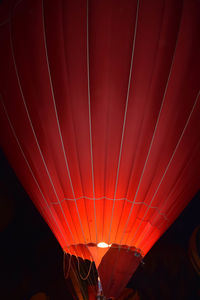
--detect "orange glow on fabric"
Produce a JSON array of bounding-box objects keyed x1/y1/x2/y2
[{"x1": 0, "y1": 0, "x2": 200, "y2": 298}]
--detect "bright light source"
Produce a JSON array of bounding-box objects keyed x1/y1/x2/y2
[{"x1": 97, "y1": 242, "x2": 111, "y2": 248}]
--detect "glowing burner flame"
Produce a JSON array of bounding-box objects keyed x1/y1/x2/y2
[{"x1": 97, "y1": 242, "x2": 111, "y2": 248}]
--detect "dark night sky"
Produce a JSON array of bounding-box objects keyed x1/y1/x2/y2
[{"x1": 0, "y1": 148, "x2": 199, "y2": 300}]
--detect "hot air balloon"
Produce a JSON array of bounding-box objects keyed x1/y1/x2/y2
[{"x1": 0, "y1": 0, "x2": 200, "y2": 298}]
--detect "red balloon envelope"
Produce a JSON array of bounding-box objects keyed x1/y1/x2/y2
[{"x1": 0, "y1": 0, "x2": 200, "y2": 298}]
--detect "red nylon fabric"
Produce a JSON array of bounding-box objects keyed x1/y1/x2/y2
[
  {"x1": 0, "y1": 0, "x2": 200, "y2": 296},
  {"x1": 98, "y1": 246, "x2": 142, "y2": 298}
]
